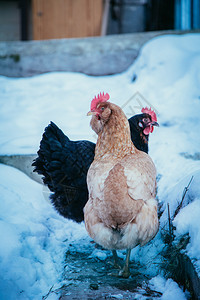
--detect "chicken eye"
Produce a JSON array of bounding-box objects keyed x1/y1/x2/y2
[
  {"x1": 143, "y1": 118, "x2": 149, "y2": 123},
  {"x1": 101, "y1": 107, "x2": 105, "y2": 111}
]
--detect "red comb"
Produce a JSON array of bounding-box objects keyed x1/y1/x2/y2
[
  {"x1": 141, "y1": 107, "x2": 157, "y2": 122},
  {"x1": 90, "y1": 92, "x2": 110, "y2": 111}
]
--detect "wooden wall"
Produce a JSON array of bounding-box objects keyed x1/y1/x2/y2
[{"x1": 32, "y1": 0, "x2": 103, "y2": 40}]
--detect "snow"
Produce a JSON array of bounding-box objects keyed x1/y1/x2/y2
[
  {"x1": 150, "y1": 276, "x2": 187, "y2": 300},
  {"x1": 174, "y1": 194, "x2": 200, "y2": 269},
  {"x1": 0, "y1": 32, "x2": 200, "y2": 298},
  {"x1": 0, "y1": 163, "x2": 89, "y2": 299}
]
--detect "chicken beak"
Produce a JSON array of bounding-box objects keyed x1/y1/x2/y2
[
  {"x1": 143, "y1": 121, "x2": 159, "y2": 129},
  {"x1": 151, "y1": 121, "x2": 159, "y2": 127},
  {"x1": 87, "y1": 111, "x2": 96, "y2": 116}
]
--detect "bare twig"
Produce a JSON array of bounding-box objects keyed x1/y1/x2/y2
[
  {"x1": 173, "y1": 176, "x2": 194, "y2": 220},
  {"x1": 42, "y1": 286, "x2": 54, "y2": 300},
  {"x1": 167, "y1": 203, "x2": 171, "y2": 233},
  {"x1": 167, "y1": 203, "x2": 173, "y2": 242}
]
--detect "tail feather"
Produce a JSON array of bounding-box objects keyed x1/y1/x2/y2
[{"x1": 33, "y1": 121, "x2": 95, "y2": 222}]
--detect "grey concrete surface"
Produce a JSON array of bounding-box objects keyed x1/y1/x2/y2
[
  {"x1": 0, "y1": 154, "x2": 43, "y2": 184},
  {"x1": 0, "y1": 30, "x2": 197, "y2": 77}
]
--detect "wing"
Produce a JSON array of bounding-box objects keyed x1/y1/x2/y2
[
  {"x1": 122, "y1": 151, "x2": 157, "y2": 202},
  {"x1": 88, "y1": 161, "x2": 144, "y2": 229},
  {"x1": 90, "y1": 151, "x2": 156, "y2": 229},
  {"x1": 33, "y1": 122, "x2": 95, "y2": 222}
]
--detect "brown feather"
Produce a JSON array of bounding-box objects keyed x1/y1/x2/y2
[
  {"x1": 84, "y1": 101, "x2": 159, "y2": 251},
  {"x1": 96, "y1": 163, "x2": 143, "y2": 229}
]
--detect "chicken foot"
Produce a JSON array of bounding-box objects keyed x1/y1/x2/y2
[
  {"x1": 112, "y1": 250, "x2": 122, "y2": 269},
  {"x1": 118, "y1": 249, "x2": 131, "y2": 278},
  {"x1": 108, "y1": 250, "x2": 122, "y2": 270},
  {"x1": 109, "y1": 249, "x2": 131, "y2": 278}
]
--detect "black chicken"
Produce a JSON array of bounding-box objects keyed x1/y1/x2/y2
[{"x1": 33, "y1": 110, "x2": 158, "y2": 222}]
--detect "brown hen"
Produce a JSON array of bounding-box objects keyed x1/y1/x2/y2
[{"x1": 84, "y1": 93, "x2": 159, "y2": 278}]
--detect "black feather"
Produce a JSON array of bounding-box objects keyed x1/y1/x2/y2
[
  {"x1": 128, "y1": 114, "x2": 149, "y2": 154},
  {"x1": 33, "y1": 122, "x2": 95, "y2": 222}
]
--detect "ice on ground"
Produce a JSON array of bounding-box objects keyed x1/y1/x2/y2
[{"x1": 0, "y1": 33, "x2": 200, "y2": 298}]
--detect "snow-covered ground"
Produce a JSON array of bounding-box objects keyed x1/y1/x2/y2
[{"x1": 0, "y1": 33, "x2": 200, "y2": 299}]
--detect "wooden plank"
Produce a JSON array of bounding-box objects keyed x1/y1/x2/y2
[{"x1": 32, "y1": 0, "x2": 103, "y2": 40}]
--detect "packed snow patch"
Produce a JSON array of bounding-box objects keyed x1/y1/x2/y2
[{"x1": 0, "y1": 33, "x2": 200, "y2": 298}]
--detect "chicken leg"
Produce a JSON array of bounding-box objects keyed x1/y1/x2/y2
[
  {"x1": 118, "y1": 249, "x2": 131, "y2": 278},
  {"x1": 112, "y1": 250, "x2": 122, "y2": 269}
]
